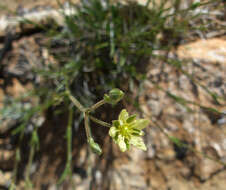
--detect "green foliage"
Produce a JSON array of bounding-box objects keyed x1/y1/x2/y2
[
  {"x1": 45, "y1": 0, "x2": 200, "y2": 106},
  {"x1": 0, "y1": 0, "x2": 224, "y2": 188}
]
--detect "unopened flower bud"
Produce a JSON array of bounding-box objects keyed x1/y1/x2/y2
[
  {"x1": 88, "y1": 137, "x2": 102, "y2": 155},
  {"x1": 104, "y1": 88, "x2": 124, "y2": 105}
]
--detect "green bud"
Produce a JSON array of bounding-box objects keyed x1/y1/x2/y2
[
  {"x1": 88, "y1": 137, "x2": 102, "y2": 155},
  {"x1": 104, "y1": 88, "x2": 124, "y2": 105}
]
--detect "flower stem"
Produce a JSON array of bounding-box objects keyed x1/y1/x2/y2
[
  {"x1": 84, "y1": 113, "x2": 92, "y2": 139},
  {"x1": 88, "y1": 99, "x2": 106, "y2": 112},
  {"x1": 66, "y1": 89, "x2": 85, "y2": 112},
  {"x1": 89, "y1": 115, "x2": 111, "y2": 128}
]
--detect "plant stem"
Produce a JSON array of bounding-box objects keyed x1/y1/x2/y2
[
  {"x1": 66, "y1": 90, "x2": 85, "y2": 112},
  {"x1": 25, "y1": 145, "x2": 34, "y2": 189},
  {"x1": 84, "y1": 113, "x2": 92, "y2": 139},
  {"x1": 89, "y1": 99, "x2": 106, "y2": 112},
  {"x1": 67, "y1": 108, "x2": 73, "y2": 166},
  {"x1": 57, "y1": 107, "x2": 73, "y2": 185},
  {"x1": 89, "y1": 115, "x2": 111, "y2": 128},
  {"x1": 66, "y1": 87, "x2": 110, "y2": 140}
]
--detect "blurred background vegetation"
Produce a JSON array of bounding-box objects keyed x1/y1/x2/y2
[{"x1": 0, "y1": 0, "x2": 225, "y2": 189}]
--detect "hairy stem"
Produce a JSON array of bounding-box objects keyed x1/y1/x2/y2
[
  {"x1": 84, "y1": 113, "x2": 92, "y2": 139},
  {"x1": 66, "y1": 89, "x2": 85, "y2": 112},
  {"x1": 89, "y1": 115, "x2": 111, "y2": 128},
  {"x1": 89, "y1": 99, "x2": 106, "y2": 112}
]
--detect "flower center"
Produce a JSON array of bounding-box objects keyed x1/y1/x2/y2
[{"x1": 120, "y1": 124, "x2": 130, "y2": 138}]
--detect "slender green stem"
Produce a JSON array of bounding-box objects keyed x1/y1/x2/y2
[
  {"x1": 89, "y1": 99, "x2": 106, "y2": 112},
  {"x1": 57, "y1": 107, "x2": 73, "y2": 185},
  {"x1": 10, "y1": 148, "x2": 20, "y2": 190},
  {"x1": 10, "y1": 122, "x2": 26, "y2": 190},
  {"x1": 67, "y1": 108, "x2": 73, "y2": 165},
  {"x1": 25, "y1": 126, "x2": 39, "y2": 189},
  {"x1": 66, "y1": 90, "x2": 85, "y2": 112},
  {"x1": 25, "y1": 145, "x2": 34, "y2": 189},
  {"x1": 89, "y1": 115, "x2": 111, "y2": 128},
  {"x1": 84, "y1": 113, "x2": 92, "y2": 139}
]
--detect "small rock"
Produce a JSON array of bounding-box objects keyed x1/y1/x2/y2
[{"x1": 177, "y1": 38, "x2": 226, "y2": 64}]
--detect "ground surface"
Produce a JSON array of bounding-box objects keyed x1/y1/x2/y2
[{"x1": 0, "y1": 0, "x2": 226, "y2": 190}]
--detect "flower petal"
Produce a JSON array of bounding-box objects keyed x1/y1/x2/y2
[
  {"x1": 112, "y1": 120, "x2": 120, "y2": 128},
  {"x1": 109, "y1": 126, "x2": 118, "y2": 138},
  {"x1": 132, "y1": 128, "x2": 145, "y2": 136},
  {"x1": 131, "y1": 119, "x2": 149, "y2": 130},
  {"x1": 119, "y1": 109, "x2": 129, "y2": 123},
  {"x1": 126, "y1": 114, "x2": 136, "y2": 123},
  {"x1": 117, "y1": 135, "x2": 127, "y2": 152},
  {"x1": 130, "y1": 136, "x2": 147, "y2": 151}
]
